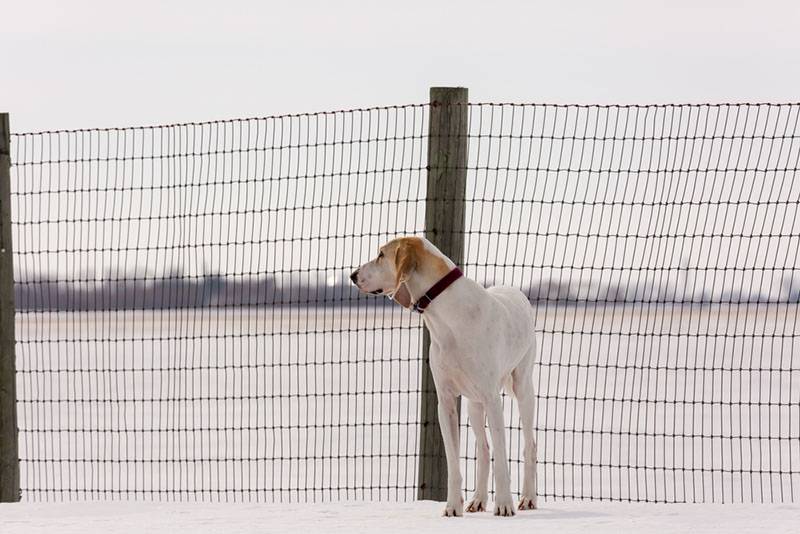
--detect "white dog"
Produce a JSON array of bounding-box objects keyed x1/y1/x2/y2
[{"x1": 350, "y1": 236, "x2": 538, "y2": 517}]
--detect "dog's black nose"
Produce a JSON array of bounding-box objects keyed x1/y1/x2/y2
[{"x1": 350, "y1": 269, "x2": 359, "y2": 284}]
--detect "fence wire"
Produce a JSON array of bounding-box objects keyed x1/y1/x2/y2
[{"x1": 10, "y1": 102, "x2": 800, "y2": 503}]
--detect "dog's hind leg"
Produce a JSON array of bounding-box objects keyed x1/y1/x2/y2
[
  {"x1": 465, "y1": 400, "x2": 489, "y2": 513},
  {"x1": 513, "y1": 348, "x2": 538, "y2": 510}
]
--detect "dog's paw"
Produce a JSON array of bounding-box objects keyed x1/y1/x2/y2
[
  {"x1": 517, "y1": 495, "x2": 537, "y2": 510},
  {"x1": 493, "y1": 496, "x2": 516, "y2": 517},
  {"x1": 465, "y1": 494, "x2": 487, "y2": 513},
  {"x1": 442, "y1": 502, "x2": 464, "y2": 517}
]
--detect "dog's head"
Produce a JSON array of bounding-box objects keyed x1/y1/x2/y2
[{"x1": 350, "y1": 237, "x2": 425, "y2": 308}]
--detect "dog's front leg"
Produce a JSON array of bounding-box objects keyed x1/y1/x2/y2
[
  {"x1": 437, "y1": 395, "x2": 463, "y2": 517},
  {"x1": 486, "y1": 396, "x2": 515, "y2": 516},
  {"x1": 465, "y1": 400, "x2": 489, "y2": 513}
]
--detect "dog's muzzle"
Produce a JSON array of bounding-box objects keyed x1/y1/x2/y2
[{"x1": 350, "y1": 269, "x2": 383, "y2": 294}]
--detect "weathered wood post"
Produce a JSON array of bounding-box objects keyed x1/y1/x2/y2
[
  {"x1": 0, "y1": 113, "x2": 19, "y2": 502},
  {"x1": 417, "y1": 87, "x2": 468, "y2": 501}
]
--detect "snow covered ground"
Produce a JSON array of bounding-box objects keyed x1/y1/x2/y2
[{"x1": 2, "y1": 500, "x2": 800, "y2": 534}]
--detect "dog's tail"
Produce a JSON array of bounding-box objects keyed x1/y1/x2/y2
[{"x1": 502, "y1": 374, "x2": 515, "y2": 396}]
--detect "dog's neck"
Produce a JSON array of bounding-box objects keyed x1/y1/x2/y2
[
  {"x1": 403, "y1": 252, "x2": 475, "y2": 339},
  {"x1": 402, "y1": 249, "x2": 456, "y2": 306},
  {"x1": 411, "y1": 270, "x2": 477, "y2": 348}
]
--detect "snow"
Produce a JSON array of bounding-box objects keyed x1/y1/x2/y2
[{"x1": 2, "y1": 500, "x2": 799, "y2": 534}]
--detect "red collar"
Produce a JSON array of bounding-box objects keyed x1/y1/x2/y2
[{"x1": 412, "y1": 267, "x2": 463, "y2": 313}]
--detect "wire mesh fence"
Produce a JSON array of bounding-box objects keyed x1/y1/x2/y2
[{"x1": 9, "y1": 102, "x2": 800, "y2": 503}]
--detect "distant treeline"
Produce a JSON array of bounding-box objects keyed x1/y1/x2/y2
[{"x1": 14, "y1": 272, "x2": 800, "y2": 311}]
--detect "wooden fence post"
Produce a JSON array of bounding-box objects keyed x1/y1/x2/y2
[
  {"x1": 417, "y1": 87, "x2": 468, "y2": 501},
  {"x1": 0, "y1": 113, "x2": 19, "y2": 502}
]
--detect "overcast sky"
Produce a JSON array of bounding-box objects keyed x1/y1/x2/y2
[{"x1": 3, "y1": 0, "x2": 800, "y2": 133}]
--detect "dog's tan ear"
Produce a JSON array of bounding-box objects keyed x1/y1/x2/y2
[
  {"x1": 392, "y1": 241, "x2": 417, "y2": 308},
  {"x1": 394, "y1": 240, "x2": 417, "y2": 286},
  {"x1": 392, "y1": 283, "x2": 413, "y2": 309}
]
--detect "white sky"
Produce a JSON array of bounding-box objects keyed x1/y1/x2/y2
[
  {"x1": 3, "y1": 0, "x2": 800, "y2": 133},
  {"x1": 5, "y1": 0, "x2": 800, "y2": 292}
]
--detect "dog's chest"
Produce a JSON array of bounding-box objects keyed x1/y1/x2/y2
[{"x1": 429, "y1": 346, "x2": 490, "y2": 399}]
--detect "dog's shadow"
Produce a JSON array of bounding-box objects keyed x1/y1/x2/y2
[
  {"x1": 519, "y1": 507, "x2": 608, "y2": 521},
  {"x1": 461, "y1": 506, "x2": 608, "y2": 522}
]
